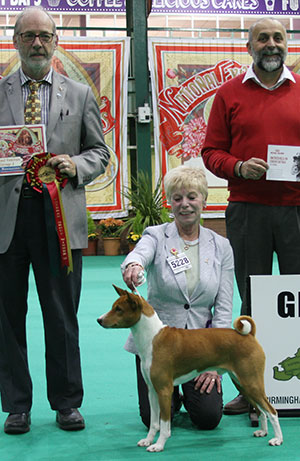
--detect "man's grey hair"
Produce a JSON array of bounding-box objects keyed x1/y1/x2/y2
[
  {"x1": 14, "y1": 6, "x2": 56, "y2": 35},
  {"x1": 248, "y1": 18, "x2": 286, "y2": 43}
]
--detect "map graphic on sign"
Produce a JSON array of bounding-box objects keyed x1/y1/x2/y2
[{"x1": 273, "y1": 348, "x2": 300, "y2": 381}]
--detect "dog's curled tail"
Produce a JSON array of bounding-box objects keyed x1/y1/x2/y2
[{"x1": 233, "y1": 315, "x2": 256, "y2": 336}]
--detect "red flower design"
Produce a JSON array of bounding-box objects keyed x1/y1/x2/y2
[{"x1": 181, "y1": 116, "x2": 207, "y2": 159}]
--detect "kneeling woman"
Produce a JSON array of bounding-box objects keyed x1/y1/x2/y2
[{"x1": 121, "y1": 165, "x2": 234, "y2": 429}]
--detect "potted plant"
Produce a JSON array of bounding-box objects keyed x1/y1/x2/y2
[
  {"x1": 127, "y1": 231, "x2": 142, "y2": 252},
  {"x1": 82, "y1": 209, "x2": 98, "y2": 256},
  {"x1": 97, "y1": 217, "x2": 124, "y2": 255},
  {"x1": 121, "y1": 171, "x2": 172, "y2": 249}
]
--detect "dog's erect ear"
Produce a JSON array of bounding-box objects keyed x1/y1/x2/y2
[
  {"x1": 126, "y1": 291, "x2": 142, "y2": 311},
  {"x1": 113, "y1": 285, "x2": 129, "y2": 297},
  {"x1": 113, "y1": 285, "x2": 142, "y2": 311}
]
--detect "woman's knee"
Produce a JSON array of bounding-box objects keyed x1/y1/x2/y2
[
  {"x1": 182, "y1": 380, "x2": 223, "y2": 430},
  {"x1": 188, "y1": 405, "x2": 222, "y2": 430}
]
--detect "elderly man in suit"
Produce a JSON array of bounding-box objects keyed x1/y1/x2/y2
[
  {"x1": 122, "y1": 165, "x2": 234, "y2": 431},
  {"x1": 0, "y1": 6, "x2": 109, "y2": 434}
]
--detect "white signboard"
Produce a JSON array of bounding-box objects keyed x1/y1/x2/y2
[{"x1": 250, "y1": 275, "x2": 300, "y2": 413}]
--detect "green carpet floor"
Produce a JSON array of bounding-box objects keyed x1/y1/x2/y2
[{"x1": 0, "y1": 255, "x2": 298, "y2": 461}]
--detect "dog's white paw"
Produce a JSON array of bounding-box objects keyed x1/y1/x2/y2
[
  {"x1": 146, "y1": 443, "x2": 164, "y2": 452},
  {"x1": 137, "y1": 438, "x2": 152, "y2": 447},
  {"x1": 268, "y1": 437, "x2": 283, "y2": 446},
  {"x1": 253, "y1": 429, "x2": 267, "y2": 438}
]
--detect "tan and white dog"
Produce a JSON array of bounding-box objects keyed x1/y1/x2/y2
[{"x1": 97, "y1": 285, "x2": 283, "y2": 452}]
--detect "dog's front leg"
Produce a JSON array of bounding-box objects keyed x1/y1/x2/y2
[
  {"x1": 146, "y1": 388, "x2": 172, "y2": 452},
  {"x1": 137, "y1": 385, "x2": 160, "y2": 448},
  {"x1": 147, "y1": 419, "x2": 171, "y2": 452}
]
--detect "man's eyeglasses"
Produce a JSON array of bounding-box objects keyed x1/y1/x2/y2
[{"x1": 18, "y1": 32, "x2": 55, "y2": 44}]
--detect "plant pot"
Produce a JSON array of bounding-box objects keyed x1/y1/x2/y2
[
  {"x1": 128, "y1": 242, "x2": 136, "y2": 252},
  {"x1": 103, "y1": 237, "x2": 121, "y2": 256},
  {"x1": 82, "y1": 239, "x2": 98, "y2": 256}
]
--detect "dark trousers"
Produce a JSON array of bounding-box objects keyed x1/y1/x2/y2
[
  {"x1": 135, "y1": 355, "x2": 223, "y2": 430},
  {"x1": 226, "y1": 202, "x2": 300, "y2": 315},
  {"x1": 0, "y1": 193, "x2": 83, "y2": 413}
]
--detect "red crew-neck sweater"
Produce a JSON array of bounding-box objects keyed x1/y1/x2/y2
[{"x1": 202, "y1": 73, "x2": 300, "y2": 206}]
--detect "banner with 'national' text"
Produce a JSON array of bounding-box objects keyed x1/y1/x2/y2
[{"x1": 149, "y1": 38, "x2": 300, "y2": 213}]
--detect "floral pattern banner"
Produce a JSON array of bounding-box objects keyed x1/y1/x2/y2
[
  {"x1": 149, "y1": 38, "x2": 300, "y2": 213},
  {"x1": 0, "y1": 37, "x2": 130, "y2": 218}
]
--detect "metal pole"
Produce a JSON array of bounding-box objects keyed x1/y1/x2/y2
[{"x1": 126, "y1": 0, "x2": 152, "y2": 177}]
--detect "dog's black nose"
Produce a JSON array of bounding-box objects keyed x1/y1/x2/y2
[{"x1": 97, "y1": 318, "x2": 102, "y2": 325}]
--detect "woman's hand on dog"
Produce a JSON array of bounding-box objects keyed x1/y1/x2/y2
[{"x1": 194, "y1": 371, "x2": 221, "y2": 394}]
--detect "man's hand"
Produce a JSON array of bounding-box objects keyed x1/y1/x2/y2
[
  {"x1": 47, "y1": 154, "x2": 77, "y2": 178},
  {"x1": 236, "y1": 158, "x2": 268, "y2": 180}
]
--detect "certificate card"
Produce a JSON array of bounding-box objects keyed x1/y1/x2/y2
[
  {"x1": 0, "y1": 125, "x2": 47, "y2": 176},
  {"x1": 266, "y1": 144, "x2": 300, "y2": 182}
]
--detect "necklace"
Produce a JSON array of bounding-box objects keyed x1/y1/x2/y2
[{"x1": 182, "y1": 238, "x2": 199, "y2": 251}]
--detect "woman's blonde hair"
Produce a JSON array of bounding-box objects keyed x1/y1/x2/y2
[{"x1": 164, "y1": 165, "x2": 208, "y2": 202}]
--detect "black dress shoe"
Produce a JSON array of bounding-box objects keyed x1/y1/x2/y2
[
  {"x1": 4, "y1": 412, "x2": 31, "y2": 434},
  {"x1": 223, "y1": 394, "x2": 250, "y2": 415},
  {"x1": 56, "y1": 408, "x2": 85, "y2": 431}
]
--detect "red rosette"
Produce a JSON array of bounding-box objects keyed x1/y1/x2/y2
[
  {"x1": 24, "y1": 152, "x2": 72, "y2": 274},
  {"x1": 25, "y1": 152, "x2": 68, "y2": 193}
]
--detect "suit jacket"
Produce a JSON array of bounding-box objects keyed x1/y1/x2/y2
[
  {"x1": 0, "y1": 69, "x2": 110, "y2": 252},
  {"x1": 121, "y1": 222, "x2": 234, "y2": 354}
]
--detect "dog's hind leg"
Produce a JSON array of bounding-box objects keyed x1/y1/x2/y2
[
  {"x1": 266, "y1": 411, "x2": 283, "y2": 446},
  {"x1": 137, "y1": 384, "x2": 160, "y2": 448},
  {"x1": 253, "y1": 402, "x2": 283, "y2": 446},
  {"x1": 238, "y1": 379, "x2": 283, "y2": 446},
  {"x1": 253, "y1": 409, "x2": 268, "y2": 438}
]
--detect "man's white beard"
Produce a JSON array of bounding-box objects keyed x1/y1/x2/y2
[
  {"x1": 260, "y1": 55, "x2": 283, "y2": 72},
  {"x1": 251, "y1": 46, "x2": 287, "y2": 73}
]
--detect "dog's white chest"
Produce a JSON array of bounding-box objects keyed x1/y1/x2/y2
[{"x1": 131, "y1": 313, "x2": 165, "y2": 362}]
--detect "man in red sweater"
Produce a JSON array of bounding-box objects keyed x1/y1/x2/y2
[{"x1": 202, "y1": 18, "x2": 300, "y2": 414}]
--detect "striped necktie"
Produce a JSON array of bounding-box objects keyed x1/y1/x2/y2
[{"x1": 24, "y1": 81, "x2": 42, "y2": 125}]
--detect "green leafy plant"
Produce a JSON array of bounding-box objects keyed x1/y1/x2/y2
[
  {"x1": 121, "y1": 171, "x2": 172, "y2": 235},
  {"x1": 87, "y1": 209, "x2": 98, "y2": 240}
]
